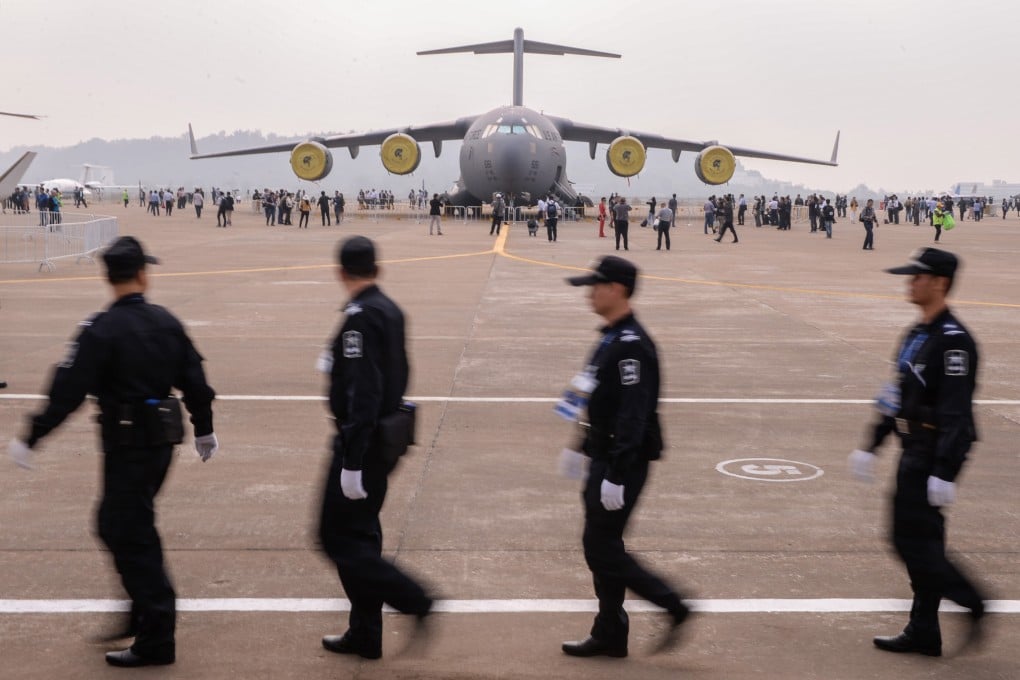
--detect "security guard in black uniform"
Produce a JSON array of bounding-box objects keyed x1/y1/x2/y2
[
  {"x1": 318, "y1": 236, "x2": 433, "y2": 660},
  {"x1": 849, "y1": 247, "x2": 986, "y2": 657},
  {"x1": 8, "y1": 236, "x2": 218, "y2": 668},
  {"x1": 560, "y1": 256, "x2": 690, "y2": 658}
]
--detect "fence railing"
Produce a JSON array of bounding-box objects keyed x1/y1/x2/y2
[{"x1": 0, "y1": 213, "x2": 119, "y2": 271}]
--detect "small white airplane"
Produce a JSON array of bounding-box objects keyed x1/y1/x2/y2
[
  {"x1": 28, "y1": 177, "x2": 91, "y2": 198},
  {"x1": 79, "y1": 164, "x2": 137, "y2": 197}
]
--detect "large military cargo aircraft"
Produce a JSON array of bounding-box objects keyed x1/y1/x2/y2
[{"x1": 190, "y1": 28, "x2": 838, "y2": 206}]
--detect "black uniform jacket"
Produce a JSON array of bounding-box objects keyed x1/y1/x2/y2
[
  {"x1": 867, "y1": 307, "x2": 978, "y2": 482},
  {"x1": 328, "y1": 284, "x2": 408, "y2": 471},
  {"x1": 26, "y1": 293, "x2": 215, "y2": 448},
  {"x1": 581, "y1": 313, "x2": 663, "y2": 485}
]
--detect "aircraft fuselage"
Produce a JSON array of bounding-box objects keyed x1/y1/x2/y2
[{"x1": 458, "y1": 106, "x2": 571, "y2": 205}]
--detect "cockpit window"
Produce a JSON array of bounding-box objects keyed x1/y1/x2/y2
[{"x1": 481, "y1": 122, "x2": 545, "y2": 138}]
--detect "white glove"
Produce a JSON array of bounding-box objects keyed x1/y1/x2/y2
[
  {"x1": 600, "y1": 479, "x2": 625, "y2": 511},
  {"x1": 927, "y1": 476, "x2": 956, "y2": 507},
  {"x1": 340, "y1": 468, "x2": 368, "y2": 500},
  {"x1": 8, "y1": 438, "x2": 33, "y2": 470},
  {"x1": 195, "y1": 433, "x2": 219, "y2": 462},
  {"x1": 315, "y1": 350, "x2": 334, "y2": 374},
  {"x1": 559, "y1": 448, "x2": 587, "y2": 480},
  {"x1": 848, "y1": 449, "x2": 876, "y2": 482}
]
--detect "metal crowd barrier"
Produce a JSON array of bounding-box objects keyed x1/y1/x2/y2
[{"x1": 0, "y1": 213, "x2": 119, "y2": 271}]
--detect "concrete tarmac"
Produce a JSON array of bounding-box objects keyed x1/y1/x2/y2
[{"x1": 1, "y1": 204, "x2": 1018, "y2": 678}]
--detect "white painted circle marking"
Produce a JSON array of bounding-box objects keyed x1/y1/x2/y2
[{"x1": 716, "y1": 458, "x2": 824, "y2": 482}]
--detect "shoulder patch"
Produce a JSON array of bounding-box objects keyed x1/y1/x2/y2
[
  {"x1": 58, "y1": 342, "x2": 79, "y2": 369},
  {"x1": 619, "y1": 359, "x2": 640, "y2": 385},
  {"x1": 342, "y1": 330, "x2": 363, "y2": 358},
  {"x1": 619, "y1": 330, "x2": 641, "y2": 343},
  {"x1": 78, "y1": 312, "x2": 101, "y2": 327},
  {"x1": 942, "y1": 322, "x2": 965, "y2": 336},
  {"x1": 944, "y1": 349, "x2": 969, "y2": 376},
  {"x1": 344, "y1": 302, "x2": 363, "y2": 316}
]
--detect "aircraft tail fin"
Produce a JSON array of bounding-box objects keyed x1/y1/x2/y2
[
  {"x1": 188, "y1": 123, "x2": 199, "y2": 156},
  {"x1": 0, "y1": 151, "x2": 37, "y2": 196},
  {"x1": 830, "y1": 130, "x2": 840, "y2": 165},
  {"x1": 418, "y1": 28, "x2": 619, "y2": 107}
]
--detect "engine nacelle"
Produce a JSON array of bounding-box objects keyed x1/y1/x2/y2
[
  {"x1": 605, "y1": 136, "x2": 646, "y2": 177},
  {"x1": 694, "y1": 145, "x2": 736, "y2": 185},
  {"x1": 380, "y1": 133, "x2": 422, "y2": 175},
  {"x1": 290, "y1": 141, "x2": 333, "y2": 181}
]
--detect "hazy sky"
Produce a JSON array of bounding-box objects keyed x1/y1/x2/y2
[{"x1": 1, "y1": 0, "x2": 1015, "y2": 192}]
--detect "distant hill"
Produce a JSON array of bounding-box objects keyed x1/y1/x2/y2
[{"x1": 1, "y1": 130, "x2": 892, "y2": 201}]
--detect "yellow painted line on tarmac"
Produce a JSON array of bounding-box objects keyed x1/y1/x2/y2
[
  {"x1": 494, "y1": 224, "x2": 1020, "y2": 309},
  {"x1": 0, "y1": 249, "x2": 496, "y2": 285},
  {"x1": 3, "y1": 225, "x2": 1016, "y2": 309}
]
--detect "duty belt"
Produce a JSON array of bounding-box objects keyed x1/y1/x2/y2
[{"x1": 895, "y1": 418, "x2": 936, "y2": 435}]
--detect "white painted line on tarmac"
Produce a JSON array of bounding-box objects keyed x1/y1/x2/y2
[
  {"x1": 3, "y1": 394, "x2": 1019, "y2": 406},
  {"x1": 0, "y1": 598, "x2": 1016, "y2": 615}
]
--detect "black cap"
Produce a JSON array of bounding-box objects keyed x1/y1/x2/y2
[
  {"x1": 338, "y1": 235, "x2": 377, "y2": 276},
  {"x1": 567, "y1": 255, "x2": 638, "y2": 293},
  {"x1": 102, "y1": 236, "x2": 159, "y2": 278},
  {"x1": 886, "y1": 247, "x2": 958, "y2": 278}
]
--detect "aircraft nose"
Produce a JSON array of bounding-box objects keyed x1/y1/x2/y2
[{"x1": 492, "y1": 138, "x2": 525, "y2": 181}]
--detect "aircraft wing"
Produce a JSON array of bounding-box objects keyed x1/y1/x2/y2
[
  {"x1": 189, "y1": 117, "x2": 478, "y2": 160},
  {"x1": 0, "y1": 111, "x2": 42, "y2": 120},
  {"x1": 548, "y1": 116, "x2": 839, "y2": 166}
]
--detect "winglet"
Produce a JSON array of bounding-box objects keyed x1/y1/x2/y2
[
  {"x1": 188, "y1": 123, "x2": 199, "y2": 156},
  {"x1": 830, "y1": 130, "x2": 840, "y2": 165}
]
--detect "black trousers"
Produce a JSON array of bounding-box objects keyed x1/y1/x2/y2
[
  {"x1": 582, "y1": 459, "x2": 684, "y2": 645},
  {"x1": 614, "y1": 220, "x2": 629, "y2": 250},
  {"x1": 490, "y1": 214, "x2": 502, "y2": 235},
  {"x1": 891, "y1": 460, "x2": 984, "y2": 643},
  {"x1": 863, "y1": 222, "x2": 874, "y2": 249},
  {"x1": 319, "y1": 445, "x2": 430, "y2": 652},
  {"x1": 656, "y1": 222, "x2": 671, "y2": 250},
  {"x1": 97, "y1": 445, "x2": 176, "y2": 660},
  {"x1": 716, "y1": 220, "x2": 738, "y2": 242},
  {"x1": 546, "y1": 217, "x2": 558, "y2": 241}
]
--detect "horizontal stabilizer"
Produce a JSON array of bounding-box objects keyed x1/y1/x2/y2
[
  {"x1": 417, "y1": 40, "x2": 515, "y2": 56},
  {"x1": 418, "y1": 39, "x2": 619, "y2": 59},
  {"x1": 520, "y1": 40, "x2": 619, "y2": 59}
]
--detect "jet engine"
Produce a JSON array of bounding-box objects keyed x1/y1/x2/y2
[
  {"x1": 380, "y1": 133, "x2": 422, "y2": 175},
  {"x1": 694, "y1": 145, "x2": 736, "y2": 185},
  {"x1": 290, "y1": 141, "x2": 333, "y2": 182},
  {"x1": 605, "y1": 136, "x2": 646, "y2": 177}
]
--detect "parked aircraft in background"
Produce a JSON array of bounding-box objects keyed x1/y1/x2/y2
[
  {"x1": 32, "y1": 178, "x2": 90, "y2": 198},
  {"x1": 190, "y1": 28, "x2": 838, "y2": 207},
  {"x1": 80, "y1": 164, "x2": 137, "y2": 198}
]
